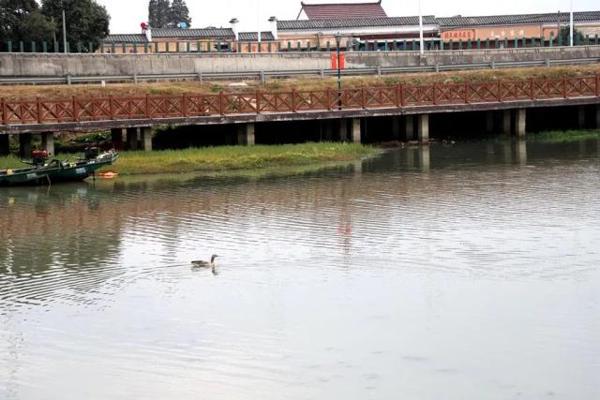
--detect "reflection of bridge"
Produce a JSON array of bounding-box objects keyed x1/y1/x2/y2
[{"x1": 1, "y1": 75, "x2": 599, "y2": 155}]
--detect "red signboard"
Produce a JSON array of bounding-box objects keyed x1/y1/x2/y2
[{"x1": 330, "y1": 53, "x2": 346, "y2": 70}]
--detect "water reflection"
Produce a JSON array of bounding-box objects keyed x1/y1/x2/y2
[{"x1": 1, "y1": 138, "x2": 600, "y2": 400}]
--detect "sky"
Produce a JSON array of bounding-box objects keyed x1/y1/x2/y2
[{"x1": 97, "y1": 0, "x2": 599, "y2": 34}]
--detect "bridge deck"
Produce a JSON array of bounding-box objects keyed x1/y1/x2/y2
[{"x1": 1, "y1": 75, "x2": 599, "y2": 134}]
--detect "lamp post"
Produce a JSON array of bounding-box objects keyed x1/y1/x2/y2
[
  {"x1": 335, "y1": 33, "x2": 343, "y2": 110},
  {"x1": 335, "y1": 33, "x2": 342, "y2": 93},
  {"x1": 569, "y1": 0, "x2": 574, "y2": 46},
  {"x1": 62, "y1": 7, "x2": 67, "y2": 53},
  {"x1": 418, "y1": 0, "x2": 424, "y2": 55}
]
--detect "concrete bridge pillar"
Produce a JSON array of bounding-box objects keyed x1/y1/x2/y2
[
  {"x1": 419, "y1": 145, "x2": 431, "y2": 172},
  {"x1": 238, "y1": 123, "x2": 255, "y2": 146},
  {"x1": 339, "y1": 119, "x2": 348, "y2": 142},
  {"x1": 351, "y1": 118, "x2": 362, "y2": 143},
  {"x1": 515, "y1": 109, "x2": 526, "y2": 137},
  {"x1": 417, "y1": 114, "x2": 429, "y2": 143},
  {"x1": 140, "y1": 127, "x2": 153, "y2": 151},
  {"x1": 19, "y1": 133, "x2": 32, "y2": 158},
  {"x1": 404, "y1": 116, "x2": 415, "y2": 141},
  {"x1": 126, "y1": 128, "x2": 139, "y2": 151},
  {"x1": 577, "y1": 106, "x2": 586, "y2": 129},
  {"x1": 324, "y1": 120, "x2": 334, "y2": 141},
  {"x1": 111, "y1": 128, "x2": 125, "y2": 151},
  {"x1": 502, "y1": 110, "x2": 512, "y2": 135},
  {"x1": 41, "y1": 132, "x2": 55, "y2": 156},
  {"x1": 485, "y1": 111, "x2": 495, "y2": 134},
  {"x1": 392, "y1": 117, "x2": 401, "y2": 140},
  {"x1": 515, "y1": 139, "x2": 527, "y2": 165},
  {"x1": 0, "y1": 135, "x2": 9, "y2": 156}
]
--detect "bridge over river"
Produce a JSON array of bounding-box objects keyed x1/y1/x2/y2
[{"x1": 1, "y1": 74, "x2": 599, "y2": 156}]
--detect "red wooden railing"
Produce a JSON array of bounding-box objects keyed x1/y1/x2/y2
[{"x1": 1, "y1": 75, "x2": 599, "y2": 127}]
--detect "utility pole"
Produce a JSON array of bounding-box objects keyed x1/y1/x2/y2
[
  {"x1": 335, "y1": 33, "x2": 342, "y2": 110},
  {"x1": 62, "y1": 8, "x2": 67, "y2": 53},
  {"x1": 418, "y1": 0, "x2": 424, "y2": 55},
  {"x1": 570, "y1": 0, "x2": 574, "y2": 46},
  {"x1": 257, "y1": 0, "x2": 262, "y2": 44}
]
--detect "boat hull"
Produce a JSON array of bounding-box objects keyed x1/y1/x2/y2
[{"x1": 0, "y1": 152, "x2": 118, "y2": 187}]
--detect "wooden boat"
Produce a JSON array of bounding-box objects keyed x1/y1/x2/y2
[{"x1": 0, "y1": 148, "x2": 118, "y2": 187}]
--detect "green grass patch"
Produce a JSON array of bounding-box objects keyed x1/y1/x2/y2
[
  {"x1": 531, "y1": 129, "x2": 600, "y2": 143},
  {"x1": 104, "y1": 142, "x2": 376, "y2": 176},
  {"x1": 0, "y1": 154, "x2": 26, "y2": 170}
]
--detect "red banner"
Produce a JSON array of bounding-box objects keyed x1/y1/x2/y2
[{"x1": 330, "y1": 53, "x2": 346, "y2": 70}]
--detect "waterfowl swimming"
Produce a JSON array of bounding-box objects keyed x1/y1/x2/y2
[{"x1": 191, "y1": 254, "x2": 219, "y2": 267}]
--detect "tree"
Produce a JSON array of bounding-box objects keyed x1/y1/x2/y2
[
  {"x1": 147, "y1": 0, "x2": 191, "y2": 29},
  {"x1": 41, "y1": 0, "x2": 110, "y2": 51},
  {"x1": 557, "y1": 26, "x2": 583, "y2": 45},
  {"x1": 148, "y1": 0, "x2": 159, "y2": 27},
  {"x1": 170, "y1": 0, "x2": 191, "y2": 28},
  {"x1": 154, "y1": 0, "x2": 171, "y2": 28},
  {"x1": 0, "y1": 0, "x2": 55, "y2": 43}
]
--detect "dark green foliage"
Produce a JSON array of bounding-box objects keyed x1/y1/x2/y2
[
  {"x1": 557, "y1": 26, "x2": 583, "y2": 45},
  {"x1": 0, "y1": 0, "x2": 55, "y2": 42},
  {"x1": 170, "y1": 0, "x2": 191, "y2": 27},
  {"x1": 148, "y1": 0, "x2": 159, "y2": 27},
  {"x1": 41, "y1": 0, "x2": 110, "y2": 52},
  {"x1": 147, "y1": 0, "x2": 191, "y2": 28}
]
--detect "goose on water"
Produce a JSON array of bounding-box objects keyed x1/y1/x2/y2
[{"x1": 191, "y1": 255, "x2": 219, "y2": 267}]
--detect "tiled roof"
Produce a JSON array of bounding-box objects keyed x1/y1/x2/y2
[
  {"x1": 152, "y1": 28, "x2": 235, "y2": 39},
  {"x1": 279, "y1": 16, "x2": 436, "y2": 30},
  {"x1": 438, "y1": 11, "x2": 600, "y2": 27},
  {"x1": 102, "y1": 34, "x2": 148, "y2": 43},
  {"x1": 300, "y1": 1, "x2": 387, "y2": 20},
  {"x1": 238, "y1": 32, "x2": 276, "y2": 41}
]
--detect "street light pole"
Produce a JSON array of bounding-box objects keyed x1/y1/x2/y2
[
  {"x1": 335, "y1": 33, "x2": 342, "y2": 110},
  {"x1": 569, "y1": 0, "x2": 574, "y2": 46},
  {"x1": 418, "y1": 0, "x2": 424, "y2": 55},
  {"x1": 62, "y1": 8, "x2": 67, "y2": 53},
  {"x1": 257, "y1": 0, "x2": 262, "y2": 44}
]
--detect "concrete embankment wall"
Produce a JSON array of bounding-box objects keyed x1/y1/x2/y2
[{"x1": 1, "y1": 46, "x2": 599, "y2": 77}]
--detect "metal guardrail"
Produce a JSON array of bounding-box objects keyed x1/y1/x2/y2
[{"x1": 0, "y1": 57, "x2": 599, "y2": 85}]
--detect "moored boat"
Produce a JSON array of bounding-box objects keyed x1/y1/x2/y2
[{"x1": 0, "y1": 148, "x2": 118, "y2": 187}]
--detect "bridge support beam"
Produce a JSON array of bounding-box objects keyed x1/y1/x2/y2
[
  {"x1": 0, "y1": 135, "x2": 9, "y2": 156},
  {"x1": 392, "y1": 117, "x2": 401, "y2": 140},
  {"x1": 111, "y1": 128, "x2": 125, "y2": 151},
  {"x1": 238, "y1": 123, "x2": 255, "y2": 146},
  {"x1": 419, "y1": 145, "x2": 431, "y2": 172},
  {"x1": 351, "y1": 118, "x2": 362, "y2": 143},
  {"x1": 41, "y1": 132, "x2": 55, "y2": 156},
  {"x1": 324, "y1": 120, "x2": 334, "y2": 141},
  {"x1": 485, "y1": 111, "x2": 495, "y2": 134},
  {"x1": 577, "y1": 106, "x2": 586, "y2": 129},
  {"x1": 140, "y1": 127, "x2": 152, "y2": 151},
  {"x1": 404, "y1": 116, "x2": 415, "y2": 141},
  {"x1": 126, "y1": 128, "x2": 138, "y2": 151},
  {"x1": 19, "y1": 133, "x2": 32, "y2": 158},
  {"x1": 502, "y1": 110, "x2": 512, "y2": 135},
  {"x1": 515, "y1": 109, "x2": 526, "y2": 137},
  {"x1": 417, "y1": 114, "x2": 429, "y2": 143},
  {"x1": 339, "y1": 119, "x2": 348, "y2": 142}
]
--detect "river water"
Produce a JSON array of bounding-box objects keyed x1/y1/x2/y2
[{"x1": 1, "y1": 138, "x2": 599, "y2": 400}]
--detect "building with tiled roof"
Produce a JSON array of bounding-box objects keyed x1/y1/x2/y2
[
  {"x1": 98, "y1": 1, "x2": 600, "y2": 54},
  {"x1": 297, "y1": 1, "x2": 387, "y2": 20},
  {"x1": 438, "y1": 10, "x2": 600, "y2": 44}
]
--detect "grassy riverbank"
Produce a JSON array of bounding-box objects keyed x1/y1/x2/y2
[
  {"x1": 0, "y1": 142, "x2": 377, "y2": 176},
  {"x1": 531, "y1": 129, "x2": 600, "y2": 143}
]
